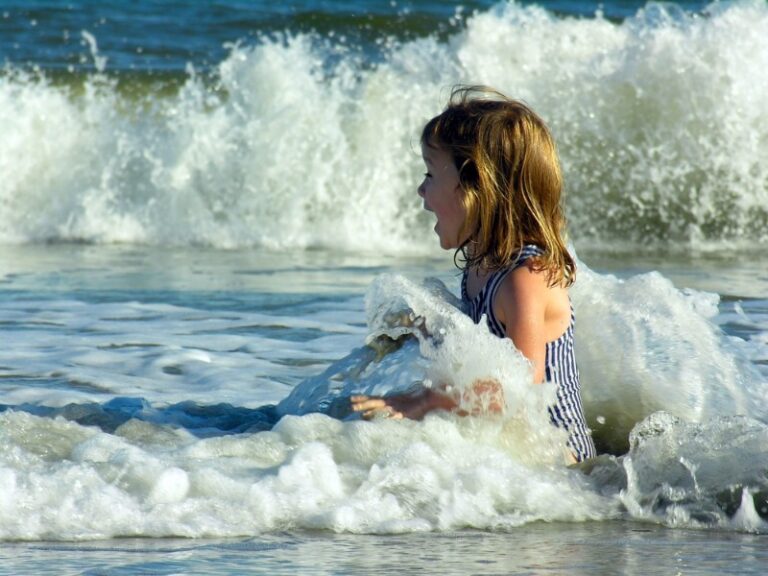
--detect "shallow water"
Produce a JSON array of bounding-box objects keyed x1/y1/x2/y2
[
  {"x1": 2, "y1": 523, "x2": 767, "y2": 575},
  {"x1": 0, "y1": 245, "x2": 767, "y2": 576}
]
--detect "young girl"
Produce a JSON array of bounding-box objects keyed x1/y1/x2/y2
[{"x1": 351, "y1": 86, "x2": 596, "y2": 463}]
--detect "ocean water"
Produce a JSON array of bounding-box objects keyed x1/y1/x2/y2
[{"x1": 1, "y1": 0, "x2": 768, "y2": 574}]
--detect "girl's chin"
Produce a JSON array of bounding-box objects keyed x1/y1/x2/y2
[
  {"x1": 434, "y1": 223, "x2": 459, "y2": 250},
  {"x1": 437, "y1": 236, "x2": 457, "y2": 251}
]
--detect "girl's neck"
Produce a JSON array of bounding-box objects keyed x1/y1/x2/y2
[
  {"x1": 464, "y1": 241, "x2": 533, "y2": 272},
  {"x1": 466, "y1": 263, "x2": 493, "y2": 281}
]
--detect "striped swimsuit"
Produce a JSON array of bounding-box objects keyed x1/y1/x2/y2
[{"x1": 461, "y1": 245, "x2": 596, "y2": 462}]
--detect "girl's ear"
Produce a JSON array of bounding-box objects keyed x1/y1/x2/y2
[{"x1": 458, "y1": 159, "x2": 479, "y2": 189}]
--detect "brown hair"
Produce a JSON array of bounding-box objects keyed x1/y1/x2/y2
[{"x1": 421, "y1": 85, "x2": 575, "y2": 286}]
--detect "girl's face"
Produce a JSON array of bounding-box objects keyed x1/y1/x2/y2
[{"x1": 418, "y1": 143, "x2": 466, "y2": 250}]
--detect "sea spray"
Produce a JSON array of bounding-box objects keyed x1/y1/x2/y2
[
  {"x1": 0, "y1": 257, "x2": 767, "y2": 539},
  {"x1": 279, "y1": 274, "x2": 568, "y2": 465},
  {"x1": 618, "y1": 412, "x2": 768, "y2": 531},
  {"x1": 1, "y1": 1, "x2": 767, "y2": 250},
  {"x1": 571, "y1": 261, "x2": 765, "y2": 453},
  {"x1": 0, "y1": 403, "x2": 609, "y2": 540}
]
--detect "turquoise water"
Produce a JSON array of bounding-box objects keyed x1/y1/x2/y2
[{"x1": 1, "y1": 0, "x2": 768, "y2": 573}]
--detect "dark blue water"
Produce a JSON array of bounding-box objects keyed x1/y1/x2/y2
[{"x1": 0, "y1": 0, "x2": 717, "y2": 72}]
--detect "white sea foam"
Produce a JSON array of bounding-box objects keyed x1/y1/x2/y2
[
  {"x1": 618, "y1": 411, "x2": 768, "y2": 530},
  {"x1": 0, "y1": 407, "x2": 612, "y2": 540},
  {"x1": 0, "y1": 255, "x2": 767, "y2": 539},
  {"x1": 1, "y1": 1, "x2": 766, "y2": 250},
  {"x1": 571, "y1": 261, "x2": 766, "y2": 452}
]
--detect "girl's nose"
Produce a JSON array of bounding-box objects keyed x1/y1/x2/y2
[{"x1": 417, "y1": 181, "x2": 426, "y2": 198}]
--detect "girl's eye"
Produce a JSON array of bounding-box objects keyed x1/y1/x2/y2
[{"x1": 423, "y1": 172, "x2": 432, "y2": 178}]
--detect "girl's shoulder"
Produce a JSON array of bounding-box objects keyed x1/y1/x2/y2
[
  {"x1": 504, "y1": 244, "x2": 546, "y2": 276},
  {"x1": 498, "y1": 254, "x2": 553, "y2": 303},
  {"x1": 463, "y1": 244, "x2": 552, "y2": 304},
  {"x1": 494, "y1": 246, "x2": 567, "y2": 314}
]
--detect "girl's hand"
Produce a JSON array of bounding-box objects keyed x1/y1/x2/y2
[
  {"x1": 382, "y1": 310, "x2": 429, "y2": 338},
  {"x1": 460, "y1": 379, "x2": 505, "y2": 415},
  {"x1": 349, "y1": 395, "x2": 406, "y2": 420},
  {"x1": 350, "y1": 388, "x2": 455, "y2": 421},
  {"x1": 350, "y1": 379, "x2": 504, "y2": 421}
]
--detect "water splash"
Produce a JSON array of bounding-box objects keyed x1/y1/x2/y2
[{"x1": 1, "y1": 2, "x2": 766, "y2": 251}]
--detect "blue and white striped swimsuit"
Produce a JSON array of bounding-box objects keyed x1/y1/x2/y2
[{"x1": 461, "y1": 245, "x2": 596, "y2": 462}]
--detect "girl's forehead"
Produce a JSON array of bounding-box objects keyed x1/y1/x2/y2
[{"x1": 421, "y1": 142, "x2": 448, "y2": 161}]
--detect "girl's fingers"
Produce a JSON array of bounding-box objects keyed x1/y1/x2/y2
[
  {"x1": 351, "y1": 396, "x2": 386, "y2": 412},
  {"x1": 362, "y1": 407, "x2": 402, "y2": 420},
  {"x1": 350, "y1": 395, "x2": 404, "y2": 420}
]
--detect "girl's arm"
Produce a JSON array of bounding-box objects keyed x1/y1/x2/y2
[
  {"x1": 350, "y1": 388, "x2": 456, "y2": 420},
  {"x1": 493, "y1": 265, "x2": 551, "y2": 384},
  {"x1": 351, "y1": 264, "x2": 560, "y2": 420},
  {"x1": 350, "y1": 379, "x2": 504, "y2": 420}
]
